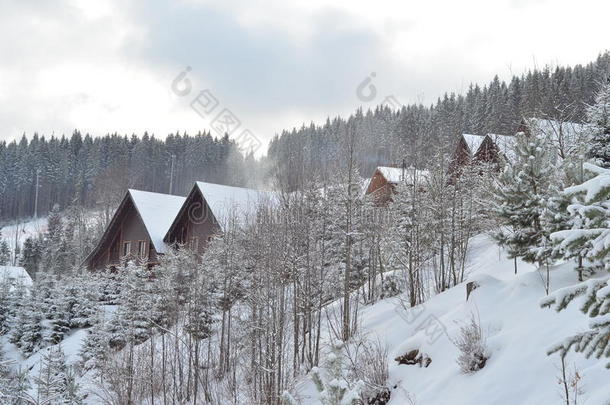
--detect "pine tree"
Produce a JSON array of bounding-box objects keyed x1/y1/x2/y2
[
  {"x1": 47, "y1": 289, "x2": 71, "y2": 345},
  {"x1": 11, "y1": 288, "x2": 44, "y2": 355},
  {"x1": 61, "y1": 367, "x2": 84, "y2": 405},
  {"x1": 550, "y1": 163, "x2": 610, "y2": 272},
  {"x1": 20, "y1": 236, "x2": 43, "y2": 276},
  {"x1": 586, "y1": 81, "x2": 610, "y2": 168},
  {"x1": 35, "y1": 346, "x2": 66, "y2": 403},
  {"x1": 0, "y1": 240, "x2": 10, "y2": 265},
  {"x1": 0, "y1": 346, "x2": 13, "y2": 401},
  {"x1": 35, "y1": 345, "x2": 82, "y2": 404},
  {"x1": 106, "y1": 262, "x2": 155, "y2": 349},
  {"x1": 541, "y1": 276, "x2": 610, "y2": 368},
  {"x1": 79, "y1": 312, "x2": 109, "y2": 371},
  {"x1": 491, "y1": 131, "x2": 559, "y2": 265},
  {"x1": 42, "y1": 205, "x2": 65, "y2": 274},
  {"x1": 66, "y1": 280, "x2": 97, "y2": 329},
  {"x1": 283, "y1": 341, "x2": 363, "y2": 405},
  {"x1": 1, "y1": 363, "x2": 35, "y2": 405},
  {"x1": 0, "y1": 276, "x2": 12, "y2": 334}
]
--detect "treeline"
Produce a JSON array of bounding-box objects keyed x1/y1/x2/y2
[
  {"x1": 2, "y1": 53, "x2": 609, "y2": 222},
  {"x1": 0, "y1": 131, "x2": 260, "y2": 221},
  {"x1": 268, "y1": 52, "x2": 610, "y2": 190}
]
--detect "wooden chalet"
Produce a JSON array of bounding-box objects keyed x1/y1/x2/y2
[
  {"x1": 449, "y1": 133, "x2": 516, "y2": 176},
  {"x1": 84, "y1": 190, "x2": 185, "y2": 269},
  {"x1": 85, "y1": 182, "x2": 276, "y2": 269},
  {"x1": 450, "y1": 117, "x2": 585, "y2": 176},
  {"x1": 365, "y1": 165, "x2": 429, "y2": 205},
  {"x1": 164, "y1": 181, "x2": 276, "y2": 255}
]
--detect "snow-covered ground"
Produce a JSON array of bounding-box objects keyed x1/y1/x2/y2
[
  {"x1": 2, "y1": 233, "x2": 609, "y2": 404},
  {"x1": 293, "y1": 234, "x2": 610, "y2": 405},
  {"x1": 0, "y1": 216, "x2": 48, "y2": 247}
]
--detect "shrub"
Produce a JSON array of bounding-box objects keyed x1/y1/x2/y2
[{"x1": 453, "y1": 314, "x2": 488, "y2": 374}]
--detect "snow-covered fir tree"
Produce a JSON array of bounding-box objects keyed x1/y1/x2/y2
[
  {"x1": 491, "y1": 131, "x2": 559, "y2": 265},
  {"x1": 541, "y1": 275, "x2": 610, "y2": 368},
  {"x1": 551, "y1": 163, "x2": 610, "y2": 272},
  {"x1": 42, "y1": 204, "x2": 65, "y2": 274},
  {"x1": 283, "y1": 340, "x2": 363, "y2": 405},
  {"x1": 586, "y1": 80, "x2": 610, "y2": 168},
  {"x1": 79, "y1": 312, "x2": 109, "y2": 372},
  {"x1": 47, "y1": 289, "x2": 72, "y2": 345},
  {"x1": 65, "y1": 279, "x2": 97, "y2": 329},
  {"x1": 10, "y1": 287, "x2": 44, "y2": 355},
  {"x1": 35, "y1": 345, "x2": 83, "y2": 404},
  {"x1": 1, "y1": 350, "x2": 35, "y2": 405},
  {"x1": 20, "y1": 236, "x2": 43, "y2": 276},
  {"x1": 0, "y1": 277, "x2": 12, "y2": 335},
  {"x1": 0, "y1": 346, "x2": 12, "y2": 400},
  {"x1": 0, "y1": 239, "x2": 10, "y2": 265},
  {"x1": 106, "y1": 262, "x2": 157, "y2": 349}
]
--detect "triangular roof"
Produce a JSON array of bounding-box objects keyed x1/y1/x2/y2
[
  {"x1": 84, "y1": 189, "x2": 185, "y2": 265},
  {"x1": 521, "y1": 117, "x2": 586, "y2": 157},
  {"x1": 457, "y1": 133, "x2": 516, "y2": 163},
  {"x1": 367, "y1": 166, "x2": 429, "y2": 195},
  {"x1": 164, "y1": 181, "x2": 278, "y2": 242},
  {"x1": 461, "y1": 134, "x2": 486, "y2": 156},
  {"x1": 195, "y1": 182, "x2": 277, "y2": 225},
  {"x1": 376, "y1": 166, "x2": 429, "y2": 184},
  {"x1": 128, "y1": 190, "x2": 186, "y2": 253},
  {"x1": 485, "y1": 133, "x2": 517, "y2": 161}
]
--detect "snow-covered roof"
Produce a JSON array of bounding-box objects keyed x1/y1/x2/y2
[
  {"x1": 486, "y1": 133, "x2": 517, "y2": 161},
  {"x1": 376, "y1": 166, "x2": 429, "y2": 184},
  {"x1": 128, "y1": 190, "x2": 186, "y2": 254},
  {"x1": 526, "y1": 118, "x2": 585, "y2": 139},
  {"x1": 524, "y1": 118, "x2": 586, "y2": 156},
  {"x1": 462, "y1": 134, "x2": 485, "y2": 155},
  {"x1": 0, "y1": 265, "x2": 32, "y2": 287},
  {"x1": 195, "y1": 182, "x2": 277, "y2": 226}
]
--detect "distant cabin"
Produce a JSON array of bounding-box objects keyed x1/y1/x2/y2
[
  {"x1": 450, "y1": 117, "x2": 586, "y2": 176},
  {"x1": 84, "y1": 182, "x2": 276, "y2": 270},
  {"x1": 449, "y1": 133, "x2": 516, "y2": 176},
  {"x1": 365, "y1": 166, "x2": 429, "y2": 204}
]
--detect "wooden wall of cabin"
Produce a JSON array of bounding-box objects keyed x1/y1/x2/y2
[
  {"x1": 89, "y1": 199, "x2": 157, "y2": 269},
  {"x1": 365, "y1": 170, "x2": 394, "y2": 205},
  {"x1": 166, "y1": 190, "x2": 221, "y2": 256}
]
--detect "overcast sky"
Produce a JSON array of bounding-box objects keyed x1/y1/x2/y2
[{"x1": 0, "y1": 0, "x2": 608, "y2": 153}]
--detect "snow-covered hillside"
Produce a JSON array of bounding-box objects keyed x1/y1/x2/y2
[
  {"x1": 292, "y1": 235, "x2": 610, "y2": 405},
  {"x1": 2, "y1": 232, "x2": 609, "y2": 404},
  {"x1": 0, "y1": 216, "x2": 47, "y2": 248}
]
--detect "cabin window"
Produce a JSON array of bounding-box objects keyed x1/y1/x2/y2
[
  {"x1": 138, "y1": 240, "x2": 147, "y2": 258},
  {"x1": 122, "y1": 241, "x2": 132, "y2": 257},
  {"x1": 190, "y1": 237, "x2": 199, "y2": 251}
]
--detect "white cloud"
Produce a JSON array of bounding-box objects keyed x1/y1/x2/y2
[{"x1": 0, "y1": 0, "x2": 608, "y2": 154}]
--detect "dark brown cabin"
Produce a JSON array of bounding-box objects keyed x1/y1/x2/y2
[
  {"x1": 366, "y1": 168, "x2": 395, "y2": 205},
  {"x1": 449, "y1": 133, "x2": 515, "y2": 179},
  {"x1": 365, "y1": 166, "x2": 429, "y2": 206},
  {"x1": 164, "y1": 181, "x2": 276, "y2": 255},
  {"x1": 473, "y1": 135, "x2": 502, "y2": 165},
  {"x1": 83, "y1": 189, "x2": 185, "y2": 270},
  {"x1": 163, "y1": 183, "x2": 222, "y2": 256}
]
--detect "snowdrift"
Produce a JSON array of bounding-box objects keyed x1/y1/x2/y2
[{"x1": 293, "y1": 234, "x2": 610, "y2": 405}]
